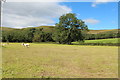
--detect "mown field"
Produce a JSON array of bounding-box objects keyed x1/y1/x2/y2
[{"x1": 2, "y1": 43, "x2": 118, "y2": 78}]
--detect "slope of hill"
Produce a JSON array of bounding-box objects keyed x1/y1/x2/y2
[
  {"x1": 1, "y1": 26, "x2": 119, "y2": 34},
  {"x1": 1, "y1": 27, "x2": 17, "y2": 31},
  {"x1": 36, "y1": 26, "x2": 55, "y2": 33},
  {"x1": 87, "y1": 29, "x2": 119, "y2": 34}
]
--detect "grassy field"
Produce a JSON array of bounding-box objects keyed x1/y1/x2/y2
[
  {"x1": 73, "y1": 38, "x2": 119, "y2": 45},
  {"x1": 2, "y1": 43, "x2": 118, "y2": 78},
  {"x1": 85, "y1": 38, "x2": 119, "y2": 43}
]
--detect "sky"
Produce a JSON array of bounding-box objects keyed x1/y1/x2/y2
[{"x1": 2, "y1": 0, "x2": 118, "y2": 30}]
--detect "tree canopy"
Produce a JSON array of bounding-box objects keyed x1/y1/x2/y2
[{"x1": 52, "y1": 13, "x2": 88, "y2": 44}]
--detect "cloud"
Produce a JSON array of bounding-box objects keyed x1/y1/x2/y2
[
  {"x1": 6, "y1": 0, "x2": 119, "y2": 2},
  {"x1": 83, "y1": 18, "x2": 100, "y2": 24},
  {"x1": 92, "y1": 0, "x2": 118, "y2": 7},
  {"x1": 2, "y1": 2, "x2": 72, "y2": 28},
  {"x1": 76, "y1": 13, "x2": 80, "y2": 16},
  {"x1": 6, "y1": 0, "x2": 65, "y2": 2}
]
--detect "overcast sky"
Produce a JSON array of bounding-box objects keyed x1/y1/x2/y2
[{"x1": 2, "y1": 0, "x2": 118, "y2": 30}]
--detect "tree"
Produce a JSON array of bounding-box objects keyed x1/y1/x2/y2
[
  {"x1": 32, "y1": 28, "x2": 44, "y2": 42},
  {"x1": 52, "y1": 13, "x2": 88, "y2": 44},
  {"x1": 23, "y1": 28, "x2": 36, "y2": 42}
]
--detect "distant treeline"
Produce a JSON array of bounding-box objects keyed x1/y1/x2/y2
[
  {"x1": 2, "y1": 27, "x2": 120, "y2": 43},
  {"x1": 2, "y1": 28, "x2": 53, "y2": 42}
]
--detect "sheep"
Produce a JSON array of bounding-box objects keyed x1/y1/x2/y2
[
  {"x1": 1, "y1": 43, "x2": 6, "y2": 47},
  {"x1": 22, "y1": 43, "x2": 30, "y2": 48}
]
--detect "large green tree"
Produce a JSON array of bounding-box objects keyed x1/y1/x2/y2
[{"x1": 52, "y1": 13, "x2": 88, "y2": 44}]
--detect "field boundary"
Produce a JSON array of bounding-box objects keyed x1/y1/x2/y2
[{"x1": 75, "y1": 43, "x2": 120, "y2": 46}]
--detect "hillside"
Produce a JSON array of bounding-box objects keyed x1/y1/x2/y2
[
  {"x1": 1, "y1": 26, "x2": 119, "y2": 34},
  {"x1": 35, "y1": 26, "x2": 55, "y2": 33},
  {"x1": 88, "y1": 29, "x2": 119, "y2": 34},
  {"x1": 1, "y1": 27, "x2": 17, "y2": 31}
]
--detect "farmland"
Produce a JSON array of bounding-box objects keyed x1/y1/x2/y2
[
  {"x1": 73, "y1": 38, "x2": 120, "y2": 44},
  {"x1": 1, "y1": 2, "x2": 118, "y2": 78},
  {"x1": 2, "y1": 43, "x2": 118, "y2": 78},
  {"x1": 85, "y1": 38, "x2": 119, "y2": 43}
]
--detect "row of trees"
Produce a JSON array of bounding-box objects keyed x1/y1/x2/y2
[
  {"x1": 2, "y1": 28, "x2": 53, "y2": 42},
  {"x1": 2, "y1": 28, "x2": 119, "y2": 43}
]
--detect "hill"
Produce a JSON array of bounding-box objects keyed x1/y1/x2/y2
[
  {"x1": 1, "y1": 26, "x2": 119, "y2": 34},
  {"x1": 88, "y1": 29, "x2": 119, "y2": 34},
  {"x1": 1, "y1": 27, "x2": 17, "y2": 31},
  {"x1": 35, "y1": 26, "x2": 55, "y2": 33}
]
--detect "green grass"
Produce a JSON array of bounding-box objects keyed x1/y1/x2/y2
[
  {"x1": 2, "y1": 43, "x2": 118, "y2": 78},
  {"x1": 85, "y1": 38, "x2": 119, "y2": 43},
  {"x1": 73, "y1": 38, "x2": 119, "y2": 45}
]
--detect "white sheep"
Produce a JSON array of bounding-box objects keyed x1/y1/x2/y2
[
  {"x1": 1, "y1": 43, "x2": 6, "y2": 47},
  {"x1": 22, "y1": 43, "x2": 30, "y2": 48}
]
